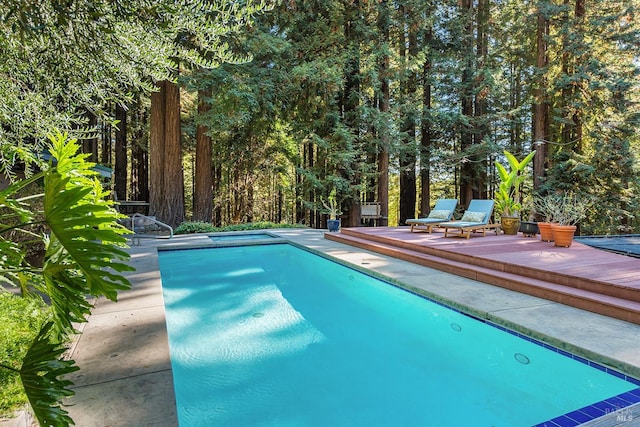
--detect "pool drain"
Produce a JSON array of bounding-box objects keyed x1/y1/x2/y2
[
  {"x1": 450, "y1": 323, "x2": 462, "y2": 332},
  {"x1": 252, "y1": 312, "x2": 264, "y2": 318},
  {"x1": 514, "y1": 353, "x2": 530, "y2": 364}
]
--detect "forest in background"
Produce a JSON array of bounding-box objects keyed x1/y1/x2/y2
[{"x1": 2, "y1": 0, "x2": 640, "y2": 234}]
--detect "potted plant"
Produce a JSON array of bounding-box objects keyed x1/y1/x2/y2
[
  {"x1": 549, "y1": 193, "x2": 592, "y2": 247},
  {"x1": 518, "y1": 198, "x2": 539, "y2": 237},
  {"x1": 534, "y1": 193, "x2": 592, "y2": 246},
  {"x1": 322, "y1": 187, "x2": 342, "y2": 232},
  {"x1": 494, "y1": 150, "x2": 536, "y2": 235},
  {"x1": 533, "y1": 194, "x2": 559, "y2": 242}
]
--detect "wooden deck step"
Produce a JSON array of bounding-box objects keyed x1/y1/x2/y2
[
  {"x1": 325, "y1": 231, "x2": 640, "y2": 324},
  {"x1": 338, "y1": 228, "x2": 640, "y2": 303}
]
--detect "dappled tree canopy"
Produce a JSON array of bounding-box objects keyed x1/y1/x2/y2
[
  {"x1": 1, "y1": 0, "x2": 639, "y2": 233},
  {"x1": 184, "y1": 0, "x2": 639, "y2": 233},
  {"x1": 0, "y1": 0, "x2": 266, "y2": 175}
]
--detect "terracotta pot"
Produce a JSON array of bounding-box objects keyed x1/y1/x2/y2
[
  {"x1": 501, "y1": 216, "x2": 520, "y2": 235},
  {"x1": 551, "y1": 224, "x2": 576, "y2": 247},
  {"x1": 537, "y1": 222, "x2": 556, "y2": 242}
]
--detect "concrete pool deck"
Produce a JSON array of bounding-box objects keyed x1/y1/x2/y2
[{"x1": 57, "y1": 228, "x2": 640, "y2": 426}]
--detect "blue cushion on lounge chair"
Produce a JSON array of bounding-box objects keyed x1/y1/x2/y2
[
  {"x1": 428, "y1": 209, "x2": 451, "y2": 219},
  {"x1": 407, "y1": 199, "x2": 458, "y2": 232},
  {"x1": 461, "y1": 211, "x2": 486, "y2": 222},
  {"x1": 442, "y1": 199, "x2": 495, "y2": 239}
]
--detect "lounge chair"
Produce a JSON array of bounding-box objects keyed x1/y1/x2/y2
[
  {"x1": 441, "y1": 199, "x2": 499, "y2": 239},
  {"x1": 406, "y1": 199, "x2": 458, "y2": 233}
]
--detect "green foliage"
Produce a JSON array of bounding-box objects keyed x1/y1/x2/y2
[
  {"x1": 5, "y1": 0, "x2": 639, "y2": 235},
  {"x1": 0, "y1": 0, "x2": 270, "y2": 171},
  {"x1": 40, "y1": 131, "x2": 133, "y2": 339},
  {"x1": 174, "y1": 221, "x2": 306, "y2": 235},
  {"x1": 0, "y1": 293, "x2": 49, "y2": 416},
  {"x1": 533, "y1": 193, "x2": 593, "y2": 226},
  {"x1": 20, "y1": 322, "x2": 79, "y2": 427},
  {"x1": 321, "y1": 187, "x2": 342, "y2": 220},
  {"x1": 0, "y1": 131, "x2": 133, "y2": 426},
  {"x1": 494, "y1": 150, "x2": 536, "y2": 218}
]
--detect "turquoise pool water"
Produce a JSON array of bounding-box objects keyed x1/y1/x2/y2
[{"x1": 158, "y1": 243, "x2": 640, "y2": 426}]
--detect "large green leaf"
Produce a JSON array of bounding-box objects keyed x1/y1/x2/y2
[
  {"x1": 505, "y1": 150, "x2": 536, "y2": 173},
  {"x1": 494, "y1": 150, "x2": 536, "y2": 217},
  {"x1": 0, "y1": 132, "x2": 137, "y2": 426},
  {"x1": 40, "y1": 132, "x2": 134, "y2": 339},
  {"x1": 20, "y1": 322, "x2": 79, "y2": 427}
]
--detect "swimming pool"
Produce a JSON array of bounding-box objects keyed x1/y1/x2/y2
[{"x1": 158, "y1": 242, "x2": 640, "y2": 426}]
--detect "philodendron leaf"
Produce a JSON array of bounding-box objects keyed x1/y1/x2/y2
[
  {"x1": 40, "y1": 132, "x2": 133, "y2": 339},
  {"x1": 20, "y1": 322, "x2": 79, "y2": 427}
]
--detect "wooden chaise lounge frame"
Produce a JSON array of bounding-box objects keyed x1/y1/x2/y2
[
  {"x1": 406, "y1": 199, "x2": 458, "y2": 233},
  {"x1": 441, "y1": 199, "x2": 499, "y2": 239}
]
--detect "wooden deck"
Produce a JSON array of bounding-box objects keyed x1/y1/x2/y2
[{"x1": 325, "y1": 226, "x2": 640, "y2": 325}]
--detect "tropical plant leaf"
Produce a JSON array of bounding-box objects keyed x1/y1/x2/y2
[
  {"x1": 495, "y1": 161, "x2": 511, "y2": 183},
  {"x1": 20, "y1": 322, "x2": 79, "y2": 427},
  {"x1": 0, "y1": 132, "x2": 136, "y2": 425},
  {"x1": 40, "y1": 131, "x2": 133, "y2": 339}
]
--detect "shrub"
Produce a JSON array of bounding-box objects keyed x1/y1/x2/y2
[{"x1": 174, "y1": 221, "x2": 307, "y2": 235}]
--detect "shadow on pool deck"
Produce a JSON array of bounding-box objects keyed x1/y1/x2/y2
[{"x1": 7, "y1": 228, "x2": 638, "y2": 427}]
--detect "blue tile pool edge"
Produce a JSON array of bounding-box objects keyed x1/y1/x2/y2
[
  {"x1": 157, "y1": 238, "x2": 640, "y2": 426},
  {"x1": 383, "y1": 277, "x2": 640, "y2": 426}
]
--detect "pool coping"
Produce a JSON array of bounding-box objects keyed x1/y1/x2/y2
[{"x1": 51, "y1": 228, "x2": 640, "y2": 427}]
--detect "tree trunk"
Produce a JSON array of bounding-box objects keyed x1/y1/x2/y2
[
  {"x1": 193, "y1": 88, "x2": 213, "y2": 222},
  {"x1": 560, "y1": 0, "x2": 573, "y2": 148},
  {"x1": 473, "y1": 0, "x2": 488, "y2": 200},
  {"x1": 114, "y1": 102, "x2": 127, "y2": 201},
  {"x1": 420, "y1": 27, "x2": 433, "y2": 216},
  {"x1": 247, "y1": 175, "x2": 254, "y2": 223},
  {"x1": 572, "y1": 0, "x2": 585, "y2": 154},
  {"x1": 459, "y1": 0, "x2": 475, "y2": 208},
  {"x1": 398, "y1": 3, "x2": 417, "y2": 225},
  {"x1": 162, "y1": 81, "x2": 185, "y2": 227},
  {"x1": 83, "y1": 109, "x2": 98, "y2": 162},
  {"x1": 295, "y1": 146, "x2": 305, "y2": 225},
  {"x1": 130, "y1": 97, "x2": 149, "y2": 203},
  {"x1": 149, "y1": 82, "x2": 166, "y2": 218},
  {"x1": 131, "y1": 141, "x2": 148, "y2": 202},
  {"x1": 343, "y1": 0, "x2": 361, "y2": 228},
  {"x1": 533, "y1": 5, "x2": 549, "y2": 191},
  {"x1": 376, "y1": 0, "x2": 390, "y2": 226},
  {"x1": 149, "y1": 80, "x2": 185, "y2": 227},
  {"x1": 307, "y1": 142, "x2": 315, "y2": 228},
  {"x1": 101, "y1": 115, "x2": 111, "y2": 166},
  {"x1": 277, "y1": 188, "x2": 283, "y2": 223},
  {"x1": 213, "y1": 164, "x2": 222, "y2": 226}
]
